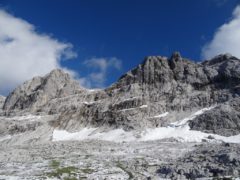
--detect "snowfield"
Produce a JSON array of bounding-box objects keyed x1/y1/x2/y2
[
  {"x1": 5, "y1": 114, "x2": 42, "y2": 121},
  {"x1": 52, "y1": 128, "x2": 136, "y2": 142},
  {"x1": 152, "y1": 112, "x2": 169, "y2": 118},
  {"x1": 0, "y1": 135, "x2": 12, "y2": 142},
  {"x1": 52, "y1": 125, "x2": 240, "y2": 143},
  {"x1": 52, "y1": 106, "x2": 240, "y2": 144},
  {"x1": 1, "y1": 106, "x2": 240, "y2": 179},
  {"x1": 169, "y1": 106, "x2": 216, "y2": 127}
]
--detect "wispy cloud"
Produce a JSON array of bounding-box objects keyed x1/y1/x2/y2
[
  {"x1": 82, "y1": 57, "x2": 122, "y2": 88},
  {"x1": 212, "y1": 0, "x2": 229, "y2": 7},
  {"x1": 0, "y1": 9, "x2": 78, "y2": 95},
  {"x1": 202, "y1": 5, "x2": 240, "y2": 59}
]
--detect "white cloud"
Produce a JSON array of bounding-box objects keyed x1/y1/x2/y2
[
  {"x1": 0, "y1": 9, "x2": 77, "y2": 95},
  {"x1": 212, "y1": 0, "x2": 229, "y2": 7},
  {"x1": 82, "y1": 57, "x2": 122, "y2": 88},
  {"x1": 202, "y1": 5, "x2": 240, "y2": 59}
]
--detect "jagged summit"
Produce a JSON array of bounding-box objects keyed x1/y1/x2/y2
[
  {"x1": 3, "y1": 68, "x2": 83, "y2": 112},
  {"x1": 47, "y1": 69, "x2": 71, "y2": 79},
  {"x1": 170, "y1": 51, "x2": 182, "y2": 61},
  {"x1": 0, "y1": 95, "x2": 5, "y2": 110},
  {"x1": 203, "y1": 53, "x2": 239, "y2": 65},
  {"x1": 1, "y1": 53, "x2": 240, "y2": 179},
  {"x1": 1, "y1": 52, "x2": 240, "y2": 136}
]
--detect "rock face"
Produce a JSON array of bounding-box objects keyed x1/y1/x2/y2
[
  {"x1": 189, "y1": 98, "x2": 240, "y2": 136},
  {"x1": 2, "y1": 53, "x2": 240, "y2": 135},
  {"x1": 157, "y1": 143, "x2": 240, "y2": 179},
  {"x1": 0, "y1": 52, "x2": 240, "y2": 179},
  {"x1": 0, "y1": 96, "x2": 6, "y2": 112},
  {"x1": 54, "y1": 52, "x2": 240, "y2": 133},
  {"x1": 3, "y1": 69, "x2": 83, "y2": 113}
]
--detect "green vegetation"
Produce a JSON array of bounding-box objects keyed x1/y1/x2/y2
[
  {"x1": 46, "y1": 160, "x2": 78, "y2": 179},
  {"x1": 50, "y1": 160, "x2": 60, "y2": 168},
  {"x1": 116, "y1": 161, "x2": 134, "y2": 179},
  {"x1": 46, "y1": 159, "x2": 94, "y2": 179},
  {"x1": 84, "y1": 155, "x2": 92, "y2": 159},
  {"x1": 80, "y1": 167, "x2": 94, "y2": 174}
]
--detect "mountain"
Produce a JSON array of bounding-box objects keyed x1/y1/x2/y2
[
  {"x1": 1, "y1": 52, "x2": 240, "y2": 179},
  {"x1": 2, "y1": 52, "x2": 240, "y2": 136},
  {"x1": 3, "y1": 69, "x2": 83, "y2": 112},
  {"x1": 0, "y1": 95, "x2": 5, "y2": 110}
]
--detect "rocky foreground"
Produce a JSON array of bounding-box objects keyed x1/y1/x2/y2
[
  {"x1": 1, "y1": 138, "x2": 240, "y2": 180},
  {"x1": 0, "y1": 52, "x2": 240, "y2": 179}
]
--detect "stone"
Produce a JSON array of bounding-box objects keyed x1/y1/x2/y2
[
  {"x1": 0, "y1": 95, "x2": 5, "y2": 109},
  {"x1": 1, "y1": 53, "x2": 240, "y2": 135},
  {"x1": 0, "y1": 52, "x2": 240, "y2": 179},
  {"x1": 3, "y1": 69, "x2": 83, "y2": 113},
  {"x1": 189, "y1": 98, "x2": 240, "y2": 136},
  {"x1": 156, "y1": 143, "x2": 240, "y2": 179}
]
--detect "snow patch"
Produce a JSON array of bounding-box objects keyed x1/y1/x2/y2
[
  {"x1": 213, "y1": 134, "x2": 240, "y2": 144},
  {"x1": 140, "y1": 125, "x2": 208, "y2": 142},
  {"x1": 121, "y1": 97, "x2": 138, "y2": 102},
  {"x1": 87, "y1": 88, "x2": 101, "y2": 93},
  {"x1": 83, "y1": 101, "x2": 95, "y2": 105},
  {"x1": 119, "y1": 104, "x2": 148, "y2": 111},
  {"x1": 6, "y1": 114, "x2": 42, "y2": 121},
  {"x1": 52, "y1": 128, "x2": 136, "y2": 142},
  {"x1": 0, "y1": 175, "x2": 19, "y2": 180},
  {"x1": 152, "y1": 112, "x2": 169, "y2": 118},
  {"x1": 52, "y1": 128, "x2": 97, "y2": 141},
  {"x1": 170, "y1": 106, "x2": 216, "y2": 127},
  {"x1": 52, "y1": 106, "x2": 240, "y2": 144},
  {"x1": 140, "y1": 105, "x2": 148, "y2": 108},
  {"x1": 0, "y1": 135, "x2": 12, "y2": 142},
  {"x1": 52, "y1": 126, "x2": 240, "y2": 143}
]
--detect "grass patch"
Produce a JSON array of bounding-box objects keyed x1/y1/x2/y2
[
  {"x1": 80, "y1": 167, "x2": 94, "y2": 174},
  {"x1": 50, "y1": 160, "x2": 60, "y2": 168},
  {"x1": 46, "y1": 160, "x2": 78, "y2": 179},
  {"x1": 84, "y1": 155, "x2": 92, "y2": 159},
  {"x1": 116, "y1": 161, "x2": 134, "y2": 179}
]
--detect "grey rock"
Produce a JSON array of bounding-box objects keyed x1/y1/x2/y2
[
  {"x1": 0, "y1": 95, "x2": 5, "y2": 109},
  {"x1": 156, "y1": 143, "x2": 240, "y2": 179},
  {"x1": 0, "y1": 95, "x2": 6, "y2": 115},
  {"x1": 3, "y1": 69, "x2": 83, "y2": 113},
  {"x1": 0, "y1": 52, "x2": 240, "y2": 179},
  {"x1": 2, "y1": 53, "x2": 240, "y2": 135},
  {"x1": 189, "y1": 97, "x2": 240, "y2": 136},
  {"x1": 54, "y1": 52, "x2": 240, "y2": 132}
]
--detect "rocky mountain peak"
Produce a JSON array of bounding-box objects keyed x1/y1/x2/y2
[
  {"x1": 169, "y1": 52, "x2": 184, "y2": 71},
  {"x1": 47, "y1": 69, "x2": 70, "y2": 79},
  {"x1": 203, "y1": 53, "x2": 239, "y2": 66},
  {"x1": 3, "y1": 69, "x2": 83, "y2": 112},
  {"x1": 170, "y1": 51, "x2": 182, "y2": 61},
  {"x1": 0, "y1": 95, "x2": 6, "y2": 109},
  {"x1": 2, "y1": 52, "x2": 240, "y2": 135}
]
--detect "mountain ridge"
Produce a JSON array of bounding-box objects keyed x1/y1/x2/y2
[
  {"x1": 1, "y1": 52, "x2": 240, "y2": 179},
  {"x1": 1, "y1": 52, "x2": 240, "y2": 136}
]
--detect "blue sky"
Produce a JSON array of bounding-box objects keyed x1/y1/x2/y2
[{"x1": 0, "y1": 0, "x2": 240, "y2": 95}]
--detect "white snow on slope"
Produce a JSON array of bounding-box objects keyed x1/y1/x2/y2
[
  {"x1": 5, "y1": 115, "x2": 42, "y2": 121},
  {"x1": 152, "y1": 112, "x2": 169, "y2": 118},
  {"x1": 52, "y1": 128, "x2": 136, "y2": 142},
  {"x1": 52, "y1": 125, "x2": 240, "y2": 143},
  {"x1": 140, "y1": 105, "x2": 148, "y2": 108},
  {"x1": 140, "y1": 124, "x2": 240, "y2": 143},
  {"x1": 83, "y1": 101, "x2": 95, "y2": 105},
  {"x1": 119, "y1": 104, "x2": 148, "y2": 111},
  {"x1": 0, "y1": 175, "x2": 19, "y2": 180},
  {"x1": 170, "y1": 106, "x2": 216, "y2": 127},
  {"x1": 52, "y1": 106, "x2": 240, "y2": 144},
  {"x1": 0, "y1": 135, "x2": 12, "y2": 142},
  {"x1": 121, "y1": 97, "x2": 138, "y2": 102}
]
